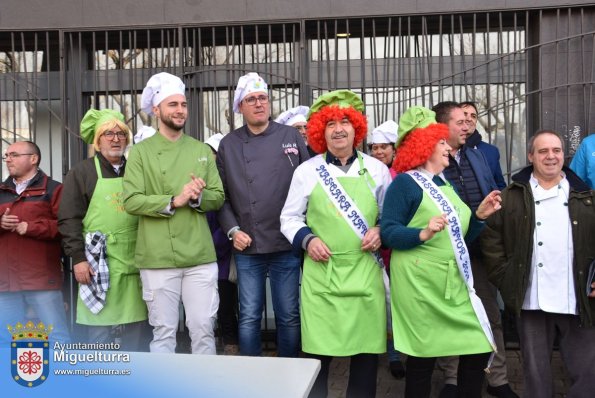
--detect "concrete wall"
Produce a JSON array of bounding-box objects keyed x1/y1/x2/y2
[{"x1": 0, "y1": 0, "x2": 592, "y2": 30}]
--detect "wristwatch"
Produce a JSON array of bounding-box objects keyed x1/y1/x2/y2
[{"x1": 170, "y1": 196, "x2": 176, "y2": 210}]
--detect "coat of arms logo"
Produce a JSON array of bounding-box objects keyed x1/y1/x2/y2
[{"x1": 8, "y1": 321, "x2": 52, "y2": 387}]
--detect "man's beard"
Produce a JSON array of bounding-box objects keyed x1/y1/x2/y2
[
  {"x1": 162, "y1": 115, "x2": 185, "y2": 132},
  {"x1": 104, "y1": 148, "x2": 126, "y2": 159}
]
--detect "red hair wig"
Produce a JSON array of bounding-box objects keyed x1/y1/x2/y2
[
  {"x1": 392, "y1": 123, "x2": 449, "y2": 173},
  {"x1": 306, "y1": 105, "x2": 368, "y2": 154}
]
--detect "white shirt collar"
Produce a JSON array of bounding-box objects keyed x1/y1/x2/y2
[{"x1": 13, "y1": 176, "x2": 34, "y2": 195}]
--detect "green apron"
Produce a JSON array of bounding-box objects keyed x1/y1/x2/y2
[
  {"x1": 301, "y1": 161, "x2": 386, "y2": 356},
  {"x1": 390, "y1": 181, "x2": 492, "y2": 357},
  {"x1": 76, "y1": 157, "x2": 147, "y2": 326}
]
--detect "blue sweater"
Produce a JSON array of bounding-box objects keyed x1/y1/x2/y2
[{"x1": 381, "y1": 173, "x2": 484, "y2": 250}]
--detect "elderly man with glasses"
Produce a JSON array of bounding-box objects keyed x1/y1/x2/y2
[
  {"x1": 58, "y1": 109, "x2": 149, "y2": 349},
  {"x1": 1, "y1": 140, "x2": 71, "y2": 344},
  {"x1": 216, "y1": 72, "x2": 310, "y2": 357}
]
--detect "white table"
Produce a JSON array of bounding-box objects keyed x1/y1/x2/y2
[{"x1": 1, "y1": 348, "x2": 320, "y2": 397}]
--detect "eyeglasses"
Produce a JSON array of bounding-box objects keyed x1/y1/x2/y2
[
  {"x1": 294, "y1": 125, "x2": 307, "y2": 132},
  {"x1": 2, "y1": 152, "x2": 35, "y2": 161},
  {"x1": 102, "y1": 131, "x2": 127, "y2": 140},
  {"x1": 243, "y1": 95, "x2": 269, "y2": 106}
]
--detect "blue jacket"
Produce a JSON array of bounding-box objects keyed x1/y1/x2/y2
[
  {"x1": 466, "y1": 130, "x2": 507, "y2": 190},
  {"x1": 570, "y1": 133, "x2": 595, "y2": 189},
  {"x1": 445, "y1": 144, "x2": 499, "y2": 201}
]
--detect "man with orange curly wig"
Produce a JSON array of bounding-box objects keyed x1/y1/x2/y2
[
  {"x1": 280, "y1": 90, "x2": 392, "y2": 398},
  {"x1": 381, "y1": 106, "x2": 503, "y2": 398}
]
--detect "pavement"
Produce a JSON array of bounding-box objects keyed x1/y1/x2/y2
[
  {"x1": 204, "y1": 331, "x2": 570, "y2": 397},
  {"x1": 326, "y1": 349, "x2": 569, "y2": 397}
]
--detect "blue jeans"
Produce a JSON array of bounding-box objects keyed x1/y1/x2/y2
[
  {"x1": 235, "y1": 251, "x2": 301, "y2": 357},
  {"x1": 0, "y1": 290, "x2": 71, "y2": 344}
]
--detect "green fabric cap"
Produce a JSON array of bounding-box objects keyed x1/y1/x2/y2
[
  {"x1": 80, "y1": 109, "x2": 126, "y2": 144},
  {"x1": 396, "y1": 106, "x2": 436, "y2": 147},
  {"x1": 308, "y1": 90, "x2": 365, "y2": 118}
]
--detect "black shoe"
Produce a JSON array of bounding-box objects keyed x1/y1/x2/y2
[
  {"x1": 486, "y1": 383, "x2": 520, "y2": 398},
  {"x1": 438, "y1": 384, "x2": 458, "y2": 398},
  {"x1": 389, "y1": 360, "x2": 405, "y2": 379}
]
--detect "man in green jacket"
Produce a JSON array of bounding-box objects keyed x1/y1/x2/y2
[
  {"x1": 123, "y1": 72, "x2": 225, "y2": 354},
  {"x1": 482, "y1": 130, "x2": 595, "y2": 397}
]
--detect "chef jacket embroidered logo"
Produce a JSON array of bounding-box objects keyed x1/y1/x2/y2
[
  {"x1": 8, "y1": 321, "x2": 52, "y2": 388},
  {"x1": 282, "y1": 143, "x2": 299, "y2": 167},
  {"x1": 282, "y1": 143, "x2": 298, "y2": 155}
]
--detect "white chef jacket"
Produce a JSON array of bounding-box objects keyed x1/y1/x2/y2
[{"x1": 522, "y1": 174, "x2": 577, "y2": 314}]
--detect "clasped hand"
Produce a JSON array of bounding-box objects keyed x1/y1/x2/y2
[
  {"x1": 172, "y1": 174, "x2": 206, "y2": 208},
  {"x1": 1, "y1": 208, "x2": 28, "y2": 235}
]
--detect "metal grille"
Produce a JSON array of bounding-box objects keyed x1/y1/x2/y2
[
  {"x1": 183, "y1": 23, "x2": 302, "y2": 135},
  {"x1": 306, "y1": 14, "x2": 529, "y2": 178},
  {"x1": 3, "y1": 8, "x2": 593, "y2": 183},
  {"x1": 1, "y1": 7, "x2": 594, "y2": 339},
  {"x1": 0, "y1": 31, "x2": 62, "y2": 180}
]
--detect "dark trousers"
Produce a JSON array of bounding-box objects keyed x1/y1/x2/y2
[
  {"x1": 518, "y1": 310, "x2": 595, "y2": 398},
  {"x1": 437, "y1": 252, "x2": 509, "y2": 387},
  {"x1": 308, "y1": 353, "x2": 378, "y2": 398},
  {"x1": 84, "y1": 320, "x2": 152, "y2": 351},
  {"x1": 406, "y1": 353, "x2": 490, "y2": 398},
  {"x1": 217, "y1": 279, "x2": 238, "y2": 345}
]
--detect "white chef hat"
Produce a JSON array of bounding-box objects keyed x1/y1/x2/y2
[
  {"x1": 369, "y1": 120, "x2": 398, "y2": 144},
  {"x1": 205, "y1": 133, "x2": 224, "y2": 153},
  {"x1": 134, "y1": 125, "x2": 157, "y2": 144},
  {"x1": 232, "y1": 72, "x2": 268, "y2": 114},
  {"x1": 140, "y1": 72, "x2": 186, "y2": 115},
  {"x1": 275, "y1": 106, "x2": 309, "y2": 126}
]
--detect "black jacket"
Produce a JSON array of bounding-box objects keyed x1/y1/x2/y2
[
  {"x1": 216, "y1": 122, "x2": 309, "y2": 254},
  {"x1": 481, "y1": 165, "x2": 595, "y2": 326}
]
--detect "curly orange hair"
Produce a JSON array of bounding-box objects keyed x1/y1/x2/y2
[
  {"x1": 392, "y1": 123, "x2": 449, "y2": 173},
  {"x1": 306, "y1": 105, "x2": 368, "y2": 154}
]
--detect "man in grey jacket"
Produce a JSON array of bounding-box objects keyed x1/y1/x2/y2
[{"x1": 216, "y1": 72, "x2": 309, "y2": 357}]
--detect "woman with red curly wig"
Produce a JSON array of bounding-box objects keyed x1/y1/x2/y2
[
  {"x1": 280, "y1": 90, "x2": 392, "y2": 398},
  {"x1": 380, "y1": 106, "x2": 503, "y2": 398}
]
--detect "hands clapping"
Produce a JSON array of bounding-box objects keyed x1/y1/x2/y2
[
  {"x1": 1, "y1": 208, "x2": 28, "y2": 235},
  {"x1": 172, "y1": 174, "x2": 206, "y2": 208}
]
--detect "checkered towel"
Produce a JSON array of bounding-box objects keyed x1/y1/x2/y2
[{"x1": 79, "y1": 232, "x2": 110, "y2": 314}]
